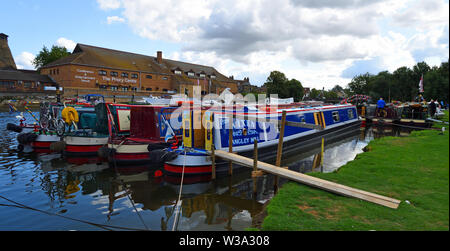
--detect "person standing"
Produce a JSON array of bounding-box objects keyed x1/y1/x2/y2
[
  {"x1": 429, "y1": 99, "x2": 437, "y2": 118},
  {"x1": 377, "y1": 97, "x2": 386, "y2": 117}
]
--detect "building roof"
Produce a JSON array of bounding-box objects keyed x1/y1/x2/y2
[
  {"x1": 42, "y1": 43, "x2": 234, "y2": 83},
  {"x1": 0, "y1": 69, "x2": 55, "y2": 83}
]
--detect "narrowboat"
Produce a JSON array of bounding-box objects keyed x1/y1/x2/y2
[
  {"x1": 163, "y1": 103, "x2": 361, "y2": 176},
  {"x1": 107, "y1": 105, "x2": 182, "y2": 166},
  {"x1": 64, "y1": 103, "x2": 131, "y2": 157}
]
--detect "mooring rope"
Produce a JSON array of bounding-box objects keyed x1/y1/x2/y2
[
  {"x1": 172, "y1": 149, "x2": 187, "y2": 231},
  {"x1": 0, "y1": 195, "x2": 148, "y2": 231}
]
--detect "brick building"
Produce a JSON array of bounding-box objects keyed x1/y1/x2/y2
[
  {"x1": 0, "y1": 33, "x2": 57, "y2": 94},
  {"x1": 40, "y1": 44, "x2": 238, "y2": 98}
]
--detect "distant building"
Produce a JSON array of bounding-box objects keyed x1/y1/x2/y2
[
  {"x1": 40, "y1": 44, "x2": 238, "y2": 98},
  {"x1": 235, "y1": 77, "x2": 265, "y2": 94},
  {"x1": 0, "y1": 33, "x2": 17, "y2": 70},
  {"x1": 303, "y1": 87, "x2": 311, "y2": 98},
  {"x1": 0, "y1": 33, "x2": 57, "y2": 94}
]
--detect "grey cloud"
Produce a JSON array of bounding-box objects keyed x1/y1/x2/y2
[
  {"x1": 183, "y1": 3, "x2": 378, "y2": 63},
  {"x1": 289, "y1": 0, "x2": 384, "y2": 9}
]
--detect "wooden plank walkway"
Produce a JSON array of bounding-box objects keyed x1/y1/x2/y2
[{"x1": 209, "y1": 150, "x2": 401, "y2": 209}]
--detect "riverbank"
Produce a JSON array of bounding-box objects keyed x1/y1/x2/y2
[{"x1": 256, "y1": 111, "x2": 449, "y2": 231}]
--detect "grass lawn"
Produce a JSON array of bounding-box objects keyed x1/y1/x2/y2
[{"x1": 259, "y1": 110, "x2": 449, "y2": 231}]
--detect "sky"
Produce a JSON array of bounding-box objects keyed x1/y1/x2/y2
[{"x1": 1, "y1": 0, "x2": 448, "y2": 90}]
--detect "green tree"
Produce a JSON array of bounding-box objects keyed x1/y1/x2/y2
[
  {"x1": 392, "y1": 66, "x2": 414, "y2": 102},
  {"x1": 348, "y1": 73, "x2": 373, "y2": 95},
  {"x1": 33, "y1": 45, "x2": 71, "y2": 70},
  {"x1": 265, "y1": 71, "x2": 304, "y2": 101},
  {"x1": 285, "y1": 78, "x2": 304, "y2": 102}
]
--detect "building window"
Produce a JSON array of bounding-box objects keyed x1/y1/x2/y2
[
  {"x1": 210, "y1": 75, "x2": 216, "y2": 79},
  {"x1": 0, "y1": 81, "x2": 15, "y2": 88},
  {"x1": 24, "y1": 82, "x2": 32, "y2": 88},
  {"x1": 187, "y1": 72, "x2": 194, "y2": 77},
  {"x1": 155, "y1": 87, "x2": 159, "y2": 91},
  {"x1": 146, "y1": 88, "x2": 152, "y2": 91},
  {"x1": 185, "y1": 88, "x2": 189, "y2": 95},
  {"x1": 163, "y1": 88, "x2": 168, "y2": 92},
  {"x1": 111, "y1": 86, "x2": 118, "y2": 91},
  {"x1": 99, "y1": 85, "x2": 107, "y2": 89},
  {"x1": 332, "y1": 111, "x2": 340, "y2": 122},
  {"x1": 56, "y1": 69, "x2": 59, "y2": 75},
  {"x1": 131, "y1": 73, "x2": 138, "y2": 79},
  {"x1": 122, "y1": 87, "x2": 129, "y2": 92},
  {"x1": 121, "y1": 72, "x2": 129, "y2": 78},
  {"x1": 174, "y1": 70, "x2": 182, "y2": 75},
  {"x1": 162, "y1": 77, "x2": 168, "y2": 80},
  {"x1": 111, "y1": 71, "x2": 118, "y2": 77},
  {"x1": 99, "y1": 70, "x2": 107, "y2": 76},
  {"x1": 131, "y1": 87, "x2": 138, "y2": 91},
  {"x1": 146, "y1": 75, "x2": 152, "y2": 79},
  {"x1": 199, "y1": 73, "x2": 206, "y2": 78}
]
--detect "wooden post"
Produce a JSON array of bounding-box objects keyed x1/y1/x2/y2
[
  {"x1": 211, "y1": 143, "x2": 216, "y2": 180},
  {"x1": 228, "y1": 112, "x2": 233, "y2": 176},
  {"x1": 253, "y1": 139, "x2": 258, "y2": 196},
  {"x1": 274, "y1": 110, "x2": 287, "y2": 193},
  {"x1": 320, "y1": 137, "x2": 324, "y2": 172}
]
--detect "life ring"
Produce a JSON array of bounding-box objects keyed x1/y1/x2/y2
[{"x1": 61, "y1": 107, "x2": 79, "y2": 125}]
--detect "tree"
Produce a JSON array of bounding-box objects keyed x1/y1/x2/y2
[
  {"x1": 33, "y1": 45, "x2": 71, "y2": 70},
  {"x1": 348, "y1": 73, "x2": 373, "y2": 95},
  {"x1": 265, "y1": 71, "x2": 304, "y2": 101}
]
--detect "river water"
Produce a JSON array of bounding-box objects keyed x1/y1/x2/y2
[{"x1": 0, "y1": 111, "x2": 411, "y2": 231}]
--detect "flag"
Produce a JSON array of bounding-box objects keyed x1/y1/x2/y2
[
  {"x1": 419, "y1": 74, "x2": 424, "y2": 93},
  {"x1": 162, "y1": 115, "x2": 175, "y2": 142}
]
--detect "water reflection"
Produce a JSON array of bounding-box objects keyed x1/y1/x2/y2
[{"x1": 0, "y1": 111, "x2": 415, "y2": 231}]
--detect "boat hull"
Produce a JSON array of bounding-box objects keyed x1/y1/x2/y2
[
  {"x1": 108, "y1": 143, "x2": 151, "y2": 165},
  {"x1": 164, "y1": 119, "x2": 361, "y2": 176},
  {"x1": 64, "y1": 136, "x2": 109, "y2": 156}
]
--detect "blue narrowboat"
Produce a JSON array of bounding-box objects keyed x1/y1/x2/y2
[{"x1": 163, "y1": 103, "x2": 361, "y2": 176}]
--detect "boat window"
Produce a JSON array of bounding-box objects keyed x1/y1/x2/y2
[
  {"x1": 348, "y1": 109, "x2": 354, "y2": 119},
  {"x1": 332, "y1": 111, "x2": 340, "y2": 122},
  {"x1": 301, "y1": 116, "x2": 306, "y2": 123}
]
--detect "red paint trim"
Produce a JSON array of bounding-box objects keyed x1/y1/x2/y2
[
  {"x1": 66, "y1": 145, "x2": 103, "y2": 153},
  {"x1": 114, "y1": 152, "x2": 149, "y2": 160},
  {"x1": 164, "y1": 163, "x2": 212, "y2": 174},
  {"x1": 32, "y1": 141, "x2": 53, "y2": 148}
]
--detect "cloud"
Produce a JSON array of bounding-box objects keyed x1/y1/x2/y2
[
  {"x1": 96, "y1": 0, "x2": 449, "y2": 89},
  {"x1": 289, "y1": 0, "x2": 384, "y2": 9},
  {"x1": 15, "y1": 52, "x2": 35, "y2": 70},
  {"x1": 107, "y1": 16, "x2": 125, "y2": 24},
  {"x1": 97, "y1": 0, "x2": 121, "y2": 10},
  {"x1": 341, "y1": 57, "x2": 384, "y2": 78},
  {"x1": 392, "y1": 0, "x2": 449, "y2": 31},
  {"x1": 55, "y1": 37, "x2": 76, "y2": 51}
]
